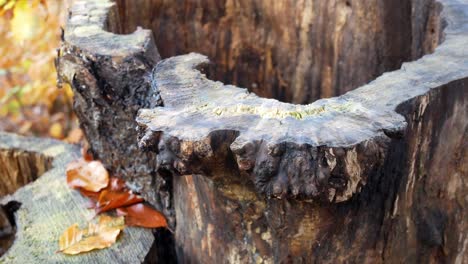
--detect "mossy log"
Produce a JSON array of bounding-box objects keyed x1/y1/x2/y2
[
  {"x1": 0, "y1": 132, "x2": 155, "y2": 263},
  {"x1": 59, "y1": 0, "x2": 467, "y2": 263}
]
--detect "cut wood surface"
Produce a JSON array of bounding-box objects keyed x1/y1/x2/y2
[{"x1": 0, "y1": 132, "x2": 154, "y2": 263}]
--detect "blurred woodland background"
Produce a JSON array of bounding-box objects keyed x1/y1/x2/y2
[{"x1": 0, "y1": 0, "x2": 81, "y2": 142}]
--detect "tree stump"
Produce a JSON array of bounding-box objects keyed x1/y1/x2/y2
[
  {"x1": 0, "y1": 132, "x2": 155, "y2": 263},
  {"x1": 59, "y1": 0, "x2": 467, "y2": 263}
]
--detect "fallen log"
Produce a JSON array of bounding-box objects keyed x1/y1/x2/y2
[{"x1": 0, "y1": 132, "x2": 155, "y2": 263}]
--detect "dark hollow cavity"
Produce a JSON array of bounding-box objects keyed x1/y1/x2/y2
[{"x1": 115, "y1": 0, "x2": 442, "y2": 104}]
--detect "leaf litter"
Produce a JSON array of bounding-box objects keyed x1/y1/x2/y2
[{"x1": 59, "y1": 146, "x2": 168, "y2": 255}]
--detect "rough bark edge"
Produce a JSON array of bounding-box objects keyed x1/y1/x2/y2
[
  {"x1": 56, "y1": 0, "x2": 175, "y2": 227},
  {"x1": 136, "y1": 0, "x2": 468, "y2": 202},
  {"x1": 0, "y1": 132, "x2": 154, "y2": 263}
]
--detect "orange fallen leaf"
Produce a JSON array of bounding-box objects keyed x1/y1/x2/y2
[
  {"x1": 78, "y1": 177, "x2": 129, "y2": 209},
  {"x1": 78, "y1": 177, "x2": 127, "y2": 201},
  {"x1": 66, "y1": 159, "x2": 109, "y2": 192},
  {"x1": 117, "y1": 203, "x2": 168, "y2": 228},
  {"x1": 58, "y1": 215, "x2": 125, "y2": 255},
  {"x1": 95, "y1": 190, "x2": 143, "y2": 214}
]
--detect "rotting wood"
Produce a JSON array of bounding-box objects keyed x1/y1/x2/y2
[
  {"x1": 135, "y1": 0, "x2": 468, "y2": 262},
  {"x1": 0, "y1": 148, "x2": 52, "y2": 197},
  {"x1": 0, "y1": 132, "x2": 155, "y2": 263},
  {"x1": 117, "y1": 0, "x2": 443, "y2": 104},
  {"x1": 60, "y1": 0, "x2": 468, "y2": 263},
  {"x1": 56, "y1": 0, "x2": 175, "y2": 227}
]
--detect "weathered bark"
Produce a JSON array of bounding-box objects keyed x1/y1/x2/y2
[
  {"x1": 0, "y1": 132, "x2": 155, "y2": 263},
  {"x1": 135, "y1": 0, "x2": 467, "y2": 262},
  {"x1": 138, "y1": 53, "x2": 396, "y2": 202},
  {"x1": 60, "y1": 0, "x2": 467, "y2": 263},
  {"x1": 56, "y1": 0, "x2": 175, "y2": 227},
  {"x1": 142, "y1": 78, "x2": 467, "y2": 263}
]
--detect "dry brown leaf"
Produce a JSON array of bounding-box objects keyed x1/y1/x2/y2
[
  {"x1": 58, "y1": 215, "x2": 125, "y2": 255},
  {"x1": 66, "y1": 159, "x2": 109, "y2": 192},
  {"x1": 117, "y1": 203, "x2": 168, "y2": 228},
  {"x1": 95, "y1": 190, "x2": 143, "y2": 214},
  {"x1": 78, "y1": 177, "x2": 128, "y2": 209}
]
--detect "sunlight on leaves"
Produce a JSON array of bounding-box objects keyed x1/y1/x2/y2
[
  {"x1": 0, "y1": 0, "x2": 77, "y2": 139},
  {"x1": 58, "y1": 215, "x2": 125, "y2": 255},
  {"x1": 66, "y1": 159, "x2": 109, "y2": 192},
  {"x1": 10, "y1": 0, "x2": 39, "y2": 43}
]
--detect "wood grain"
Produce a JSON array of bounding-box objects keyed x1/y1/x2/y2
[{"x1": 0, "y1": 132, "x2": 155, "y2": 263}]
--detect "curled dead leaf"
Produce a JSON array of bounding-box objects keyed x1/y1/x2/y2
[
  {"x1": 66, "y1": 159, "x2": 109, "y2": 192},
  {"x1": 58, "y1": 215, "x2": 125, "y2": 255},
  {"x1": 117, "y1": 203, "x2": 168, "y2": 228},
  {"x1": 78, "y1": 177, "x2": 128, "y2": 209},
  {"x1": 78, "y1": 177, "x2": 127, "y2": 201},
  {"x1": 95, "y1": 190, "x2": 143, "y2": 214}
]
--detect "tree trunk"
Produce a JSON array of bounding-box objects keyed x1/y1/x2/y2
[{"x1": 59, "y1": 0, "x2": 468, "y2": 263}]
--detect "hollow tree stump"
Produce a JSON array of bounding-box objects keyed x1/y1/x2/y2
[{"x1": 60, "y1": 0, "x2": 468, "y2": 263}]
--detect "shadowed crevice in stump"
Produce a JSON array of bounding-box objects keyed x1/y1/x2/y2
[
  {"x1": 0, "y1": 149, "x2": 52, "y2": 196},
  {"x1": 115, "y1": 0, "x2": 443, "y2": 104},
  {"x1": 0, "y1": 201, "x2": 21, "y2": 257}
]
